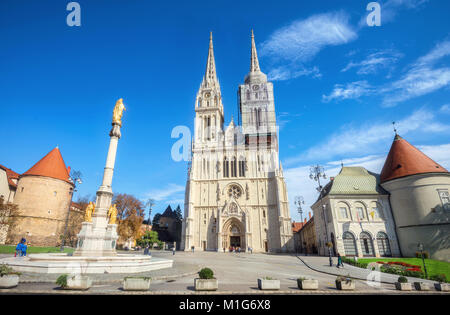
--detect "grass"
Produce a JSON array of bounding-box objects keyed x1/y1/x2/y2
[
  {"x1": 0, "y1": 245, "x2": 74, "y2": 254},
  {"x1": 357, "y1": 257, "x2": 450, "y2": 281}
]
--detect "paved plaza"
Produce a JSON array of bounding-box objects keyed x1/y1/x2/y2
[{"x1": 1, "y1": 251, "x2": 448, "y2": 294}]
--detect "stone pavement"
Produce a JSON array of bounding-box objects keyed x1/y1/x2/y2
[
  {"x1": 0, "y1": 251, "x2": 447, "y2": 294},
  {"x1": 296, "y1": 255, "x2": 438, "y2": 285}
]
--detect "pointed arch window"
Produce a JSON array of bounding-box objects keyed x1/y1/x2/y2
[
  {"x1": 239, "y1": 156, "x2": 246, "y2": 177},
  {"x1": 231, "y1": 157, "x2": 237, "y2": 177},
  {"x1": 223, "y1": 157, "x2": 229, "y2": 178}
]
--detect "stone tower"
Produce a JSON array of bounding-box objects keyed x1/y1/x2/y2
[
  {"x1": 380, "y1": 134, "x2": 450, "y2": 261},
  {"x1": 181, "y1": 32, "x2": 294, "y2": 253},
  {"x1": 11, "y1": 147, "x2": 74, "y2": 246}
]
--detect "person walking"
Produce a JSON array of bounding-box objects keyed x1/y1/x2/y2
[
  {"x1": 337, "y1": 253, "x2": 343, "y2": 268},
  {"x1": 172, "y1": 246, "x2": 176, "y2": 255}
]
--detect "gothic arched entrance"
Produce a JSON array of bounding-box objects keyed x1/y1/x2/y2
[{"x1": 222, "y1": 217, "x2": 245, "y2": 250}]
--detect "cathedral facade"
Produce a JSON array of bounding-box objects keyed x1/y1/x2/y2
[{"x1": 180, "y1": 32, "x2": 294, "y2": 253}]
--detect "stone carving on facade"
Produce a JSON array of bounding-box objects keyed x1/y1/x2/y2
[
  {"x1": 227, "y1": 185, "x2": 242, "y2": 199},
  {"x1": 245, "y1": 183, "x2": 249, "y2": 200}
]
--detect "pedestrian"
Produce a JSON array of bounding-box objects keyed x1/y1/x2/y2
[
  {"x1": 191, "y1": 246, "x2": 195, "y2": 253},
  {"x1": 337, "y1": 253, "x2": 343, "y2": 268},
  {"x1": 172, "y1": 247, "x2": 176, "y2": 255},
  {"x1": 16, "y1": 238, "x2": 27, "y2": 257},
  {"x1": 238, "y1": 247, "x2": 241, "y2": 253}
]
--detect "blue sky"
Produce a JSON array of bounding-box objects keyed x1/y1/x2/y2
[{"x1": 1, "y1": 0, "x2": 450, "y2": 221}]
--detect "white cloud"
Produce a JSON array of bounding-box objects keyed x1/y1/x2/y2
[
  {"x1": 260, "y1": 11, "x2": 357, "y2": 81},
  {"x1": 342, "y1": 50, "x2": 403, "y2": 75},
  {"x1": 440, "y1": 104, "x2": 450, "y2": 113},
  {"x1": 268, "y1": 66, "x2": 321, "y2": 81},
  {"x1": 284, "y1": 108, "x2": 448, "y2": 166},
  {"x1": 145, "y1": 183, "x2": 185, "y2": 201},
  {"x1": 324, "y1": 40, "x2": 450, "y2": 106},
  {"x1": 322, "y1": 80, "x2": 372, "y2": 102}
]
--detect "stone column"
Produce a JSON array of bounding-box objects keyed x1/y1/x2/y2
[{"x1": 74, "y1": 122, "x2": 121, "y2": 256}]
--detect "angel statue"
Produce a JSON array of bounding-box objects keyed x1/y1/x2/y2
[
  {"x1": 107, "y1": 204, "x2": 118, "y2": 225},
  {"x1": 85, "y1": 202, "x2": 95, "y2": 222},
  {"x1": 112, "y1": 98, "x2": 126, "y2": 125}
]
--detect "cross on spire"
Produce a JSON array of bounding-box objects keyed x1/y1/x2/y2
[{"x1": 392, "y1": 121, "x2": 398, "y2": 135}]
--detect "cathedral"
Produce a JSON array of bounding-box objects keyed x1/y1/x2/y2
[{"x1": 180, "y1": 32, "x2": 294, "y2": 253}]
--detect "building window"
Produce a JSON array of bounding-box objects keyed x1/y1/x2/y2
[
  {"x1": 231, "y1": 157, "x2": 237, "y2": 177},
  {"x1": 376, "y1": 232, "x2": 392, "y2": 257},
  {"x1": 360, "y1": 232, "x2": 375, "y2": 257},
  {"x1": 438, "y1": 189, "x2": 450, "y2": 211},
  {"x1": 223, "y1": 157, "x2": 229, "y2": 177},
  {"x1": 339, "y1": 207, "x2": 348, "y2": 219},
  {"x1": 238, "y1": 157, "x2": 246, "y2": 177},
  {"x1": 356, "y1": 207, "x2": 365, "y2": 221}
]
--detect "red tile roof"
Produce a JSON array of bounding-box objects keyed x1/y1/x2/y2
[
  {"x1": 380, "y1": 135, "x2": 448, "y2": 183},
  {"x1": 292, "y1": 222, "x2": 304, "y2": 233},
  {"x1": 0, "y1": 164, "x2": 20, "y2": 188},
  {"x1": 22, "y1": 147, "x2": 72, "y2": 183}
]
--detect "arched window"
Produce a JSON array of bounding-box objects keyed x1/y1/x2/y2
[
  {"x1": 355, "y1": 203, "x2": 367, "y2": 221},
  {"x1": 360, "y1": 232, "x2": 375, "y2": 257},
  {"x1": 223, "y1": 157, "x2": 229, "y2": 178},
  {"x1": 231, "y1": 157, "x2": 237, "y2": 177},
  {"x1": 377, "y1": 232, "x2": 392, "y2": 257},
  {"x1": 238, "y1": 156, "x2": 246, "y2": 177},
  {"x1": 337, "y1": 202, "x2": 350, "y2": 220},
  {"x1": 342, "y1": 232, "x2": 357, "y2": 256}
]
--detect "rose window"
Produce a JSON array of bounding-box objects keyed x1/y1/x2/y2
[{"x1": 228, "y1": 185, "x2": 242, "y2": 199}]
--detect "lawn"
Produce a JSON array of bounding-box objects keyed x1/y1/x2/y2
[
  {"x1": 358, "y1": 257, "x2": 450, "y2": 281},
  {"x1": 0, "y1": 245, "x2": 74, "y2": 254}
]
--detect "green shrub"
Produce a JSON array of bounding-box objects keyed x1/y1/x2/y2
[
  {"x1": 398, "y1": 276, "x2": 408, "y2": 283},
  {"x1": 263, "y1": 276, "x2": 275, "y2": 280},
  {"x1": 0, "y1": 264, "x2": 20, "y2": 277},
  {"x1": 56, "y1": 274, "x2": 68, "y2": 288},
  {"x1": 430, "y1": 274, "x2": 447, "y2": 283},
  {"x1": 198, "y1": 268, "x2": 214, "y2": 279}
]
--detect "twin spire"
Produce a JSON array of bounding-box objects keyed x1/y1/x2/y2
[
  {"x1": 250, "y1": 30, "x2": 261, "y2": 73},
  {"x1": 203, "y1": 30, "x2": 263, "y2": 86},
  {"x1": 203, "y1": 32, "x2": 218, "y2": 88}
]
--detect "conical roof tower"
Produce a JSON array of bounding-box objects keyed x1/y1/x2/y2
[
  {"x1": 380, "y1": 134, "x2": 448, "y2": 183},
  {"x1": 22, "y1": 147, "x2": 71, "y2": 183}
]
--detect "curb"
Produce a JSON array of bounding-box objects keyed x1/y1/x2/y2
[
  {"x1": 18, "y1": 270, "x2": 200, "y2": 284},
  {"x1": 295, "y1": 255, "x2": 435, "y2": 286},
  {"x1": 1, "y1": 288, "x2": 448, "y2": 295}
]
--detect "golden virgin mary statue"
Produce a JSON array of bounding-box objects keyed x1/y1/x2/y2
[{"x1": 112, "y1": 98, "x2": 126, "y2": 125}]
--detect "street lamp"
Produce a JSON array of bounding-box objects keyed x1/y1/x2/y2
[
  {"x1": 60, "y1": 170, "x2": 82, "y2": 252},
  {"x1": 417, "y1": 242, "x2": 428, "y2": 278},
  {"x1": 294, "y1": 196, "x2": 305, "y2": 254},
  {"x1": 309, "y1": 165, "x2": 332, "y2": 267}
]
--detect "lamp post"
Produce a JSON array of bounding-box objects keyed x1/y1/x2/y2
[
  {"x1": 418, "y1": 243, "x2": 428, "y2": 278},
  {"x1": 294, "y1": 196, "x2": 305, "y2": 254},
  {"x1": 309, "y1": 165, "x2": 332, "y2": 266},
  {"x1": 60, "y1": 170, "x2": 82, "y2": 252}
]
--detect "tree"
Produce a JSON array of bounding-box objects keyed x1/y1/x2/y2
[
  {"x1": 113, "y1": 193, "x2": 145, "y2": 246},
  {"x1": 152, "y1": 213, "x2": 162, "y2": 226},
  {"x1": 174, "y1": 205, "x2": 183, "y2": 221},
  {"x1": 0, "y1": 197, "x2": 19, "y2": 244},
  {"x1": 136, "y1": 230, "x2": 162, "y2": 249}
]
